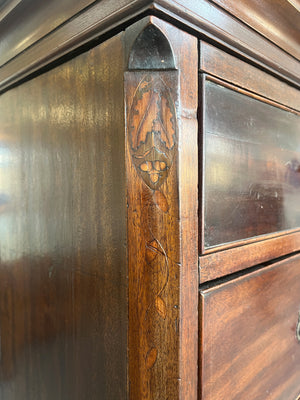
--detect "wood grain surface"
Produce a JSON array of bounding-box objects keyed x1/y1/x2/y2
[
  {"x1": 0, "y1": 34, "x2": 127, "y2": 399},
  {"x1": 199, "y1": 42, "x2": 300, "y2": 111},
  {"x1": 200, "y1": 253, "x2": 300, "y2": 400},
  {"x1": 209, "y1": 0, "x2": 300, "y2": 60},
  {"x1": 1, "y1": 0, "x2": 300, "y2": 93},
  {"x1": 0, "y1": 0, "x2": 97, "y2": 67},
  {"x1": 125, "y1": 17, "x2": 198, "y2": 400},
  {"x1": 199, "y1": 230, "x2": 300, "y2": 283},
  {"x1": 152, "y1": 0, "x2": 300, "y2": 85}
]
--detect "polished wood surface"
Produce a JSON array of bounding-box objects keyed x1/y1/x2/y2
[
  {"x1": 0, "y1": 34, "x2": 127, "y2": 399},
  {"x1": 153, "y1": 0, "x2": 300, "y2": 85},
  {"x1": 199, "y1": 230, "x2": 300, "y2": 282},
  {"x1": 200, "y1": 253, "x2": 300, "y2": 400},
  {"x1": 0, "y1": 0, "x2": 96, "y2": 67},
  {"x1": 199, "y1": 42, "x2": 300, "y2": 111},
  {"x1": 0, "y1": 0, "x2": 22, "y2": 22},
  {"x1": 0, "y1": 1, "x2": 299, "y2": 399},
  {"x1": 125, "y1": 17, "x2": 198, "y2": 400},
  {"x1": 209, "y1": 0, "x2": 300, "y2": 60},
  {"x1": 203, "y1": 79, "x2": 300, "y2": 249},
  {"x1": 1, "y1": 0, "x2": 300, "y2": 93},
  {"x1": 0, "y1": 0, "x2": 151, "y2": 93}
]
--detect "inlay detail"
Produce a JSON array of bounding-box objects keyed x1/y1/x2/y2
[{"x1": 128, "y1": 74, "x2": 177, "y2": 190}]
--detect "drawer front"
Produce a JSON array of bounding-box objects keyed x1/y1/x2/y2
[
  {"x1": 203, "y1": 79, "x2": 300, "y2": 250},
  {"x1": 200, "y1": 254, "x2": 300, "y2": 400}
]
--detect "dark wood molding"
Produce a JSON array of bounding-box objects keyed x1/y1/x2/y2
[
  {"x1": 0, "y1": 0, "x2": 22, "y2": 22},
  {"x1": 199, "y1": 230, "x2": 300, "y2": 283},
  {"x1": 209, "y1": 0, "x2": 300, "y2": 61},
  {"x1": 0, "y1": 0, "x2": 98, "y2": 67},
  {"x1": 205, "y1": 75, "x2": 300, "y2": 114},
  {"x1": 0, "y1": 0, "x2": 153, "y2": 93},
  {"x1": 200, "y1": 41, "x2": 300, "y2": 111},
  {"x1": 152, "y1": 0, "x2": 300, "y2": 86},
  {"x1": 0, "y1": 0, "x2": 300, "y2": 93},
  {"x1": 125, "y1": 16, "x2": 198, "y2": 399}
]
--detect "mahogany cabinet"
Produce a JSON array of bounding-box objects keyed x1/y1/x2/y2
[{"x1": 0, "y1": 1, "x2": 299, "y2": 399}]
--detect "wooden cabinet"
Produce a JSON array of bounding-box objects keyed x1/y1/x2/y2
[{"x1": 0, "y1": 1, "x2": 299, "y2": 399}]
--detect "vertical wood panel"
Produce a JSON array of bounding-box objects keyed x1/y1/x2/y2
[
  {"x1": 0, "y1": 34, "x2": 127, "y2": 399},
  {"x1": 125, "y1": 17, "x2": 198, "y2": 400}
]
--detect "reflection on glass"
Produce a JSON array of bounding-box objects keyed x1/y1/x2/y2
[{"x1": 204, "y1": 81, "x2": 300, "y2": 248}]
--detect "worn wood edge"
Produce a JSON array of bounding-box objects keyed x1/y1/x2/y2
[
  {"x1": 199, "y1": 230, "x2": 300, "y2": 283},
  {"x1": 174, "y1": 24, "x2": 199, "y2": 400},
  {"x1": 198, "y1": 74, "x2": 206, "y2": 255},
  {"x1": 198, "y1": 292, "x2": 205, "y2": 400},
  {"x1": 200, "y1": 251, "x2": 300, "y2": 293},
  {"x1": 203, "y1": 227, "x2": 300, "y2": 255},
  {"x1": 152, "y1": 0, "x2": 300, "y2": 87},
  {"x1": 200, "y1": 41, "x2": 300, "y2": 111},
  {"x1": 1, "y1": 0, "x2": 300, "y2": 93},
  {"x1": 204, "y1": 75, "x2": 300, "y2": 114}
]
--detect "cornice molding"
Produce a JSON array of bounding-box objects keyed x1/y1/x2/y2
[
  {"x1": 208, "y1": 0, "x2": 300, "y2": 60},
  {"x1": 0, "y1": 0, "x2": 299, "y2": 93},
  {"x1": 0, "y1": 0, "x2": 22, "y2": 22}
]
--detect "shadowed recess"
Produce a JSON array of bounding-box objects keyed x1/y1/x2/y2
[{"x1": 128, "y1": 24, "x2": 175, "y2": 70}]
